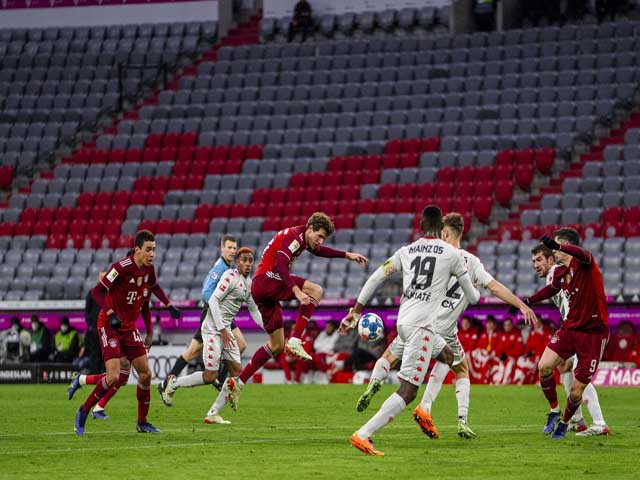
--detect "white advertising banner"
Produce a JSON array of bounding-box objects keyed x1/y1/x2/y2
[
  {"x1": 0, "y1": 0, "x2": 219, "y2": 28},
  {"x1": 264, "y1": 0, "x2": 450, "y2": 18}
]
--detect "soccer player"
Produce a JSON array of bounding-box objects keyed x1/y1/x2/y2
[
  {"x1": 522, "y1": 228, "x2": 609, "y2": 439},
  {"x1": 73, "y1": 230, "x2": 172, "y2": 435},
  {"x1": 162, "y1": 248, "x2": 262, "y2": 420},
  {"x1": 343, "y1": 205, "x2": 481, "y2": 456},
  {"x1": 158, "y1": 235, "x2": 247, "y2": 405},
  {"x1": 356, "y1": 212, "x2": 537, "y2": 439},
  {"x1": 223, "y1": 212, "x2": 368, "y2": 407},
  {"x1": 526, "y1": 242, "x2": 609, "y2": 436},
  {"x1": 68, "y1": 257, "x2": 181, "y2": 420}
]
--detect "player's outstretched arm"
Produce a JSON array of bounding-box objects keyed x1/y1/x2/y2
[
  {"x1": 345, "y1": 251, "x2": 368, "y2": 266},
  {"x1": 488, "y1": 280, "x2": 538, "y2": 327},
  {"x1": 557, "y1": 243, "x2": 593, "y2": 264}
]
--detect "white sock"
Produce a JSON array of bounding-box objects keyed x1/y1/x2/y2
[
  {"x1": 79, "y1": 375, "x2": 87, "y2": 386},
  {"x1": 455, "y1": 377, "x2": 471, "y2": 419},
  {"x1": 561, "y1": 371, "x2": 584, "y2": 421},
  {"x1": 560, "y1": 371, "x2": 572, "y2": 397},
  {"x1": 582, "y1": 383, "x2": 606, "y2": 425},
  {"x1": 174, "y1": 371, "x2": 205, "y2": 388},
  {"x1": 207, "y1": 383, "x2": 229, "y2": 416},
  {"x1": 357, "y1": 392, "x2": 406, "y2": 439},
  {"x1": 420, "y1": 361, "x2": 450, "y2": 412},
  {"x1": 371, "y1": 358, "x2": 391, "y2": 383}
]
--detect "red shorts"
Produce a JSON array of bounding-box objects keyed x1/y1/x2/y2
[
  {"x1": 251, "y1": 273, "x2": 306, "y2": 333},
  {"x1": 547, "y1": 327, "x2": 609, "y2": 384},
  {"x1": 99, "y1": 325, "x2": 147, "y2": 362}
]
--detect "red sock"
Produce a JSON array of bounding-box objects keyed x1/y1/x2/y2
[
  {"x1": 292, "y1": 298, "x2": 318, "y2": 339},
  {"x1": 85, "y1": 374, "x2": 105, "y2": 385},
  {"x1": 540, "y1": 374, "x2": 558, "y2": 410},
  {"x1": 562, "y1": 396, "x2": 582, "y2": 423},
  {"x1": 137, "y1": 383, "x2": 151, "y2": 424},
  {"x1": 82, "y1": 377, "x2": 110, "y2": 413},
  {"x1": 239, "y1": 344, "x2": 273, "y2": 383},
  {"x1": 98, "y1": 369, "x2": 130, "y2": 409}
]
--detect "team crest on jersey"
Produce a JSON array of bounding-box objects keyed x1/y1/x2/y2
[
  {"x1": 143, "y1": 288, "x2": 148, "y2": 298},
  {"x1": 137, "y1": 277, "x2": 143, "y2": 286},
  {"x1": 210, "y1": 271, "x2": 219, "y2": 280},
  {"x1": 129, "y1": 278, "x2": 135, "y2": 284},
  {"x1": 106, "y1": 268, "x2": 118, "y2": 282},
  {"x1": 288, "y1": 240, "x2": 300, "y2": 253},
  {"x1": 109, "y1": 338, "x2": 117, "y2": 348},
  {"x1": 550, "y1": 334, "x2": 559, "y2": 344}
]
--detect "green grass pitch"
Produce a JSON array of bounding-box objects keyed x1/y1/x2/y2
[{"x1": 0, "y1": 384, "x2": 638, "y2": 479}]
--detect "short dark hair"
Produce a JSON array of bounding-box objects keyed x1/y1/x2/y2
[
  {"x1": 443, "y1": 212, "x2": 464, "y2": 238},
  {"x1": 221, "y1": 235, "x2": 237, "y2": 246},
  {"x1": 531, "y1": 243, "x2": 554, "y2": 257},
  {"x1": 554, "y1": 227, "x2": 581, "y2": 246},
  {"x1": 135, "y1": 229, "x2": 155, "y2": 248},
  {"x1": 306, "y1": 212, "x2": 335, "y2": 236},
  {"x1": 420, "y1": 205, "x2": 443, "y2": 235},
  {"x1": 126, "y1": 248, "x2": 135, "y2": 256}
]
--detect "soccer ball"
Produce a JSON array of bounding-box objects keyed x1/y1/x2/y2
[{"x1": 358, "y1": 313, "x2": 385, "y2": 342}]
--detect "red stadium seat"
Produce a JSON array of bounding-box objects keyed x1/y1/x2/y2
[
  {"x1": 134, "y1": 177, "x2": 152, "y2": 191},
  {"x1": 173, "y1": 219, "x2": 191, "y2": 234},
  {"x1": 384, "y1": 139, "x2": 403, "y2": 155},
  {"x1": 113, "y1": 191, "x2": 131, "y2": 207},
  {"x1": 495, "y1": 180, "x2": 514, "y2": 207},
  {"x1": 73, "y1": 206, "x2": 91, "y2": 222},
  {"x1": 583, "y1": 224, "x2": 602, "y2": 238},
  {"x1": 624, "y1": 206, "x2": 640, "y2": 223},
  {"x1": 212, "y1": 204, "x2": 231, "y2": 218},
  {"x1": 150, "y1": 177, "x2": 169, "y2": 191},
  {"x1": 603, "y1": 207, "x2": 624, "y2": 223},
  {"x1": 228, "y1": 146, "x2": 246, "y2": 162},
  {"x1": 146, "y1": 134, "x2": 163, "y2": 149},
  {"x1": 142, "y1": 148, "x2": 160, "y2": 163},
  {"x1": 452, "y1": 196, "x2": 473, "y2": 213},
  {"x1": 434, "y1": 181, "x2": 453, "y2": 199},
  {"x1": 377, "y1": 198, "x2": 396, "y2": 213},
  {"x1": 603, "y1": 222, "x2": 623, "y2": 238},
  {"x1": 146, "y1": 191, "x2": 165, "y2": 205},
  {"x1": 521, "y1": 224, "x2": 540, "y2": 240},
  {"x1": 328, "y1": 156, "x2": 346, "y2": 171},
  {"x1": 535, "y1": 148, "x2": 555, "y2": 175},
  {"x1": 159, "y1": 147, "x2": 177, "y2": 162},
  {"x1": 180, "y1": 132, "x2": 198, "y2": 148},
  {"x1": 403, "y1": 139, "x2": 422, "y2": 154},
  {"x1": 473, "y1": 199, "x2": 493, "y2": 224},
  {"x1": 228, "y1": 204, "x2": 249, "y2": 218},
  {"x1": 496, "y1": 150, "x2": 515, "y2": 166},
  {"x1": 171, "y1": 161, "x2": 191, "y2": 177},
  {"x1": 382, "y1": 154, "x2": 400, "y2": 169},
  {"x1": 111, "y1": 206, "x2": 127, "y2": 222},
  {"x1": 475, "y1": 181, "x2": 493, "y2": 197},
  {"x1": 103, "y1": 221, "x2": 121, "y2": 236},
  {"x1": 270, "y1": 190, "x2": 287, "y2": 203},
  {"x1": 475, "y1": 166, "x2": 495, "y2": 183},
  {"x1": 46, "y1": 234, "x2": 65, "y2": 248},
  {"x1": 395, "y1": 197, "x2": 415, "y2": 213},
  {"x1": 125, "y1": 149, "x2": 143, "y2": 163},
  {"x1": 494, "y1": 164, "x2": 514, "y2": 181},
  {"x1": 249, "y1": 203, "x2": 267, "y2": 217},
  {"x1": 457, "y1": 167, "x2": 476, "y2": 184},
  {"x1": 361, "y1": 169, "x2": 381, "y2": 184},
  {"x1": 334, "y1": 214, "x2": 355, "y2": 229},
  {"x1": 251, "y1": 189, "x2": 269, "y2": 204},
  {"x1": 245, "y1": 144, "x2": 263, "y2": 159},
  {"x1": 55, "y1": 207, "x2": 72, "y2": 222},
  {"x1": 224, "y1": 161, "x2": 243, "y2": 174},
  {"x1": 262, "y1": 217, "x2": 280, "y2": 231},
  {"x1": 397, "y1": 183, "x2": 416, "y2": 198},
  {"x1": 436, "y1": 167, "x2": 456, "y2": 183},
  {"x1": 168, "y1": 176, "x2": 186, "y2": 190},
  {"x1": 357, "y1": 199, "x2": 376, "y2": 214},
  {"x1": 109, "y1": 149, "x2": 126, "y2": 163},
  {"x1": 92, "y1": 150, "x2": 108, "y2": 163},
  {"x1": 32, "y1": 221, "x2": 51, "y2": 236},
  {"x1": 515, "y1": 149, "x2": 535, "y2": 166},
  {"x1": 117, "y1": 235, "x2": 134, "y2": 248},
  {"x1": 624, "y1": 222, "x2": 640, "y2": 238},
  {"x1": 92, "y1": 206, "x2": 110, "y2": 223},
  {"x1": 138, "y1": 220, "x2": 157, "y2": 233},
  {"x1": 69, "y1": 222, "x2": 86, "y2": 236},
  {"x1": 178, "y1": 147, "x2": 196, "y2": 163},
  {"x1": 50, "y1": 221, "x2": 69, "y2": 236},
  {"x1": 514, "y1": 165, "x2": 534, "y2": 191},
  {"x1": 336, "y1": 200, "x2": 356, "y2": 216},
  {"x1": 191, "y1": 219, "x2": 209, "y2": 234},
  {"x1": 77, "y1": 192, "x2": 95, "y2": 208},
  {"x1": 94, "y1": 192, "x2": 113, "y2": 207},
  {"x1": 191, "y1": 161, "x2": 207, "y2": 177},
  {"x1": 130, "y1": 191, "x2": 148, "y2": 205},
  {"x1": 421, "y1": 137, "x2": 440, "y2": 152},
  {"x1": 21, "y1": 208, "x2": 37, "y2": 223},
  {"x1": 155, "y1": 219, "x2": 174, "y2": 234},
  {"x1": 377, "y1": 183, "x2": 397, "y2": 199}
]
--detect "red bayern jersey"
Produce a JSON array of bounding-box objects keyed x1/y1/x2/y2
[
  {"x1": 550, "y1": 248, "x2": 608, "y2": 333},
  {"x1": 458, "y1": 328, "x2": 479, "y2": 353},
  {"x1": 255, "y1": 225, "x2": 307, "y2": 278},
  {"x1": 97, "y1": 256, "x2": 156, "y2": 331}
]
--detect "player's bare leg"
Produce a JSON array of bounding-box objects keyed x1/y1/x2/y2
[
  {"x1": 131, "y1": 354, "x2": 160, "y2": 433},
  {"x1": 538, "y1": 347, "x2": 565, "y2": 434},
  {"x1": 214, "y1": 327, "x2": 247, "y2": 391},
  {"x1": 205, "y1": 360, "x2": 242, "y2": 424},
  {"x1": 231, "y1": 328, "x2": 285, "y2": 410},
  {"x1": 557, "y1": 357, "x2": 586, "y2": 431},
  {"x1": 286, "y1": 281, "x2": 323, "y2": 361},
  {"x1": 74, "y1": 357, "x2": 119, "y2": 435},
  {"x1": 159, "y1": 339, "x2": 202, "y2": 406},
  {"x1": 357, "y1": 350, "x2": 398, "y2": 412}
]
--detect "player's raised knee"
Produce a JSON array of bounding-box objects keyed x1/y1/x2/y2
[{"x1": 538, "y1": 361, "x2": 553, "y2": 378}]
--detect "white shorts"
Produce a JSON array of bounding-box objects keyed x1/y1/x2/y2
[
  {"x1": 388, "y1": 330, "x2": 446, "y2": 362},
  {"x1": 201, "y1": 331, "x2": 241, "y2": 372},
  {"x1": 396, "y1": 324, "x2": 438, "y2": 387}
]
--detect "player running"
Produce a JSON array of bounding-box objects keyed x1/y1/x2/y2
[
  {"x1": 522, "y1": 228, "x2": 609, "y2": 439},
  {"x1": 67, "y1": 262, "x2": 180, "y2": 420},
  {"x1": 73, "y1": 230, "x2": 171, "y2": 435},
  {"x1": 526, "y1": 242, "x2": 609, "y2": 436},
  {"x1": 223, "y1": 212, "x2": 368, "y2": 409},
  {"x1": 162, "y1": 248, "x2": 262, "y2": 423},
  {"x1": 342, "y1": 205, "x2": 481, "y2": 456},
  {"x1": 158, "y1": 235, "x2": 248, "y2": 405},
  {"x1": 356, "y1": 212, "x2": 537, "y2": 439}
]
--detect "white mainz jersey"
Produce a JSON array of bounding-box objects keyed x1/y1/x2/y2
[
  {"x1": 433, "y1": 249, "x2": 495, "y2": 336},
  {"x1": 202, "y1": 269, "x2": 262, "y2": 334},
  {"x1": 379, "y1": 238, "x2": 469, "y2": 329},
  {"x1": 547, "y1": 264, "x2": 570, "y2": 321}
]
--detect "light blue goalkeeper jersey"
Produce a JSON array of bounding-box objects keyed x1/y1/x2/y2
[{"x1": 201, "y1": 257, "x2": 231, "y2": 302}]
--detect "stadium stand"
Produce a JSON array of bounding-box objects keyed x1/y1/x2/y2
[{"x1": 1, "y1": 14, "x2": 640, "y2": 304}]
